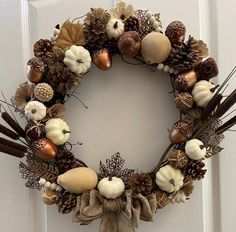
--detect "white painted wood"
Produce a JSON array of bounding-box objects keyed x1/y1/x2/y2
[{"x1": 0, "y1": 0, "x2": 235, "y2": 232}]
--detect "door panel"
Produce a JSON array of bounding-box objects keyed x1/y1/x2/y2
[{"x1": 0, "y1": 0, "x2": 235, "y2": 231}]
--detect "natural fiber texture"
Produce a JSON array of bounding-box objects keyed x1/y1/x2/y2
[
  {"x1": 155, "y1": 191, "x2": 170, "y2": 209},
  {"x1": 175, "y1": 92, "x2": 194, "y2": 111},
  {"x1": 182, "y1": 180, "x2": 194, "y2": 197},
  {"x1": 128, "y1": 173, "x2": 153, "y2": 195},
  {"x1": 168, "y1": 150, "x2": 188, "y2": 169}
]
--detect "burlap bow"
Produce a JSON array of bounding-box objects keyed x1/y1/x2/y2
[{"x1": 73, "y1": 189, "x2": 158, "y2": 232}]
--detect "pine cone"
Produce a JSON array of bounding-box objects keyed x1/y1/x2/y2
[
  {"x1": 34, "y1": 39, "x2": 54, "y2": 58},
  {"x1": 169, "y1": 150, "x2": 188, "y2": 169},
  {"x1": 84, "y1": 8, "x2": 111, "y2": 52},
  {"x1": 182, "y1": 180, "x2": 194, "y2": 197},
  {"x1": 165, "y1": 36, "x2": 208, "y2": 72},
  {"x1": 56, "y1": 149, "x2": 81, "y2": 173},
  {"x1": 128, "y1": 173, "x2": 153, "y2": 196},
  {"x1": 104, "y1": 38, "x2": 118, "y2": 54},
  {"x1": 124, "y1": 16, "x2": 140, "y2": 32},
  {"x1": 57, "y1": 191, "x2": 77, "y2": 214},
  {"x1": 155, "y1": 191, "x2": 170, "y2": 209},
  {"x1": 46, "y1": 63, "x2": 80, "y2": 94},
  {"x1": 182, "y1": 159, "x2": 207, "y2": 180}
]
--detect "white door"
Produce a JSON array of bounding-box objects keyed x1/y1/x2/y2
[{"x1": 0, "y1": 0, "x2": 235, "y2": 232}]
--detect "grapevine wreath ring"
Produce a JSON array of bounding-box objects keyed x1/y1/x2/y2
[{"x1": 1, "y1": 1, "x2": 236, "y2": 231}]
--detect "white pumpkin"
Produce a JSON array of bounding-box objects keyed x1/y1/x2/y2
[
  {"x1": 185, "y1": 139, "x2": 206, "y2": 160},
  {"x1": 156, "y1": 165, "x2": 184, "y2": 193},
  {"x1": 98, "y1": 177, "x2": 125, "y2": 199},
  {"x1": 171, "y1": 190, "x2": 188, "y2": 203},
  {"x1": 106, "y1": 18, "x2": 125, "y2": 40},
  {"x1": 24, "y1": 101, "x2": 46, "y2": 121},
  {"x1": 45, "y1": 118, "x2": 70, "y2": 145},
  {"x1": 64, "y1": 45, "x2": 91, "y2": 75},
  {"x1": 192, "y1": 80, "x2": 216, "y2": 108}
]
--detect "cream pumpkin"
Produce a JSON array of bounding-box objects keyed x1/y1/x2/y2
[
  {"x1": 185, "y1": 139, "x2": 206, "y2": 160},
  {"x1": 64, "y1": 45, "x2": 91, "y2": 75},
  {"x1": 106, "y1": 18, "x2": 125, "y2": 40},
  {"x1": 45, "y1": 118, "x2": 70, "y2": 145},
  {"x1": 156, "y1": 165, "x2": 184, "y2": 193},
  {"x1": 97, "y1": 177, "x2": 125, "y2": 199},
  {"x1": 57, "y1": 167, "x2": 98, "y2": 194},
  {"x1": 24, "y1": 100, "x2": 47, "y2": 121},
  {"x1": 192, "y1": 80, "x2": 216, "y2": 107}
]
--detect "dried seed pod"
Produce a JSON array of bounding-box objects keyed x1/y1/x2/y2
[
  {"x1": 175, "y1": 70, "x2": 197, "y2": 91},
  {"x1": 182, "y1": 180, "x2": 194, "y2": 197},
  {"x1": 25, "y1": 121, "x2": 46, "y2": 140},
  {"x1": 169, "y1": 121, "x2": 192, "y2": 144},
  {"x1": 34, "y1": 83, "x2": 54, "y2": 102},
  {"x1": 169, "y1": 150, "x2": 188, "y2": 169},
  {"x1": 175, "y1": 92, "x2": 193, "y2": 111},
  {"x1": 196, "y1": 57, "x2": 218, "y2": 81},
  {"x1": 27, "y1": 57, "x2": 45, "y2": 83},
  {"x1": 155, "y1": 191, "x2": 170, "y2": 209},
  {"x1": 165, "y1": 21, "x2": 186, "y2": 46},
  {"x1": 118, "y1": 31, "x2": 141, "y2": 57}
]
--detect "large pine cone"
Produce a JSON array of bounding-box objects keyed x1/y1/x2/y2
[
  {"x1": 124, "y1": 16, "x2": 140, "y2": 32},
  {"x1": 182, "y1": 159, "x2": 207, "y2": 180},
  {"x1": 83, "y1": 8, "x2": 111, "y2": 52},
  {"x1": 165, "y1": 36, "x2": 208, "y2": 72},
  {"x1": 128, "y1": 173, "x2": 153, "y2": 196},
  {"x1": 56, "y1": 149, "x2": 82, "y2": 173},
  {"x1": 34, "y1": 39, "x2": 54, "y2": 59},
  {"x1": 57, "y1": 191, "x2": 77, "y2": 214},
  {"x1": 46, "y1": 63, "x2": 80, "y2": 94}
]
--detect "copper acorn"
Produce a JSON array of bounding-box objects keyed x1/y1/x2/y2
[
  {"x1": 195, "y1": 57, "x2": 219, "y2": 81},
  {"x1": 92, "y1": 48, "x2": 112, "y2": 71},
  {"x1": 165, "y1": 21, "x2": 186, "y2": 46},
  {"x1": 175, "y1": 70, "x2": 197, "y2": 91},
  {"x1": 27, "y1": 57, "x2": 45, "y2": 83},
  {"x1": 32, "y1": 138, "x2": 57, "y2": 160},
  {"x1": 169, "y1": 121, "x2": 192, "y2": 144},
  {"x1": 117, "y1": 31, "x2": 141, "y2": 57}
]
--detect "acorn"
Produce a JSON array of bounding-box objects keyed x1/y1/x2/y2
[
  {"x1": 117, "y1": 31, "x2": 141, "y2": 57},
  {"x1": 25, "y1": 121, "x2": 45, "y2": 140},
  {"x1": 34, "y1": 83, "x2": 54, "y2": 102},
  {"x1": 32, "y1": 138, "x2": 57, "y2": 160},
  {"x1": 169, "y1": 121, "x2": 192, "y2": 144},
  {"x1": 175, "y1": 70, "x2": 197, "y2": 91},
  {"x1": 165, "y1": 21, "x2": 186, "y2": 46},
  {"x1": 27, "y1": 57, "x2": 45, "y2": 83},
  {"x1": 195, "y1": 57, "x2": 219, "y2": 81},
  {"x1": 92, "y1": 48, "x2": 112, "y2": 71}
]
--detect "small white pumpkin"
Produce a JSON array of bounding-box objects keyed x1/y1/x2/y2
[
  {"x1": 24, "y1": 100, "x2": 46, "y2": 121},
  {"x1": 192, "y1": 80, "x2": 216, "y2": 108},
  {"x1": 106, "y1": 18, "x2": 125, "y2": 40},
  {"x1": 64, "y1": 45, "x2": 91, "y2": 75},
  {"x1": 45, "y1": 118, "x2": 70, "y2": 145},
  {"x1": 185, "y1": 139, "x2": 206, "y2": 160},
  {"x1": 98, "y1": 177, "x2": 125, "y2": 199},
  {"x1": 156, "y1": 165, "x2": 184, "y2": 193},
  {"x1": 171, "y1": 190, "x2": 188, "y2": 204}
]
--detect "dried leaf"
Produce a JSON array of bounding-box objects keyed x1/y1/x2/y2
[
  {"x1": 55, "y1": 20, "x2": 84, "y2": 50},
  {"x1": 205, "y1": 145, "x2": 224, "y2": 158}
]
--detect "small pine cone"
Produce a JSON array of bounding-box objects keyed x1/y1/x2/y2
[
  {"x1": 56, "y1": 150, "x2": 81, "y2": 173},
  {"x1": 182, "y1": 180, "x2": 194, "y2": 197},
  {"x1": 47, "y1": 63, "x2": 80, "y2": 94},
  {"x1": 182, "y1": 159, "x2": 207, "y2": 180},
  {"x1": 175, "y1": 92, "x2": 194, "y2": 111},
  {"x1": 124, "y1": 16, "x2": 140, "y2": 32},
  {"x1": 169, "y1": 150, "x2": 188, "y2": 169},
  {"x1": 34, "y1": 39, "x2": 53, "y2": 58},
  {"x1": 34, "y1": 83, "x2": 54, "y2": 102},
  {"x1": 57, "y1": 191, "x2": 77, "y2": 214},
  {"x1": 155, "y1": 191, "x2": 170, "y2": 209},
  {"x1": 128, "y1": 173, "x2": 153, "y2": 196}
]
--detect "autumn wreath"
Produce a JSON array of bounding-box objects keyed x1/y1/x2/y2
[{"x1": 1, "y1": 1, "x2": 236, "y2": 231}]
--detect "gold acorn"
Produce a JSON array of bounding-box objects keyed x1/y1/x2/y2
[
  {"x1": 27, "y1": 57, "x2": 45, "y2": 83},
  {"x1": 32, "y1": 138, "x2": 57, "y2": 160},
  {"x1": 92, "y1": 48, "x2": 112, "y2": 71}
]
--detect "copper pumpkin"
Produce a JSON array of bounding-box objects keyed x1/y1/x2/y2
[{"x1": 32, "y1": 138, "x2": 57, "y2": 160}]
